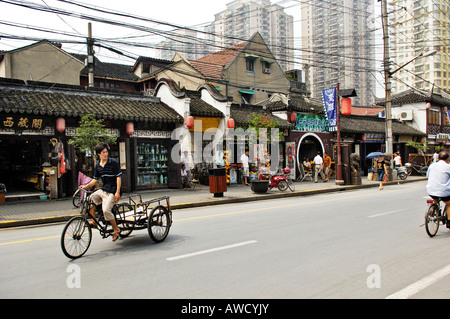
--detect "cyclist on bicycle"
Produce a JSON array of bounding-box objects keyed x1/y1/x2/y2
[
  {"x1": 426, "y1": 151, "x2": 450, "y2": 228},
  {"x1": 81, "y1": 142, "x2": 122, "y2": 241}
]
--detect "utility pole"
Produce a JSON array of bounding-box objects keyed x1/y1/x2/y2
[
  {"x1": 87, "y1": 22, "x2": 94, "y2": 88},
  {"x1": 335, "y1": 82, "x2": 344, "y2": 185},
  {"x1": 381, "y1": 0, "x2": 393, "y2": 156}
]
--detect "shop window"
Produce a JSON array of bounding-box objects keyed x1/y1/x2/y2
[{"x1": 136, "y1": 141, "x2": 168, "y2": 187}]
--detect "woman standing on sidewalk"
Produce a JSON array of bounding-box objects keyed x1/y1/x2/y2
[{"x1": 375, "y1": 155, "x2": 387, "y2": 190}]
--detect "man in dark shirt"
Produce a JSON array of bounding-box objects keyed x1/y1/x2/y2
[{"x1": 81, "y1": 142, "x2": 122, "y2": 241}]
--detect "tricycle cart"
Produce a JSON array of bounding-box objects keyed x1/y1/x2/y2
[{"x1": 61, "y1": 190, "x2": 173, "y2": 259}]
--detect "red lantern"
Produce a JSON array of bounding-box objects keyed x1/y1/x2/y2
[
  {"x1": 126, "y1": 122, "x2": 134, "y2": 135},
  {"x1": 341, "y1": 97, "x2": 352, "y2": 115},
  {"x1": 56, "y1": 117, "x2": 65, "y2": 133},
  {"x1": 227, "y1": 118, "x2": 235, "y2": 129},
  {"x1": 290, "y1": 112, "x2": 297, "y2": 123},
  {"x1": 186, "y1": 116, "x2": 194, "y2": 129}
]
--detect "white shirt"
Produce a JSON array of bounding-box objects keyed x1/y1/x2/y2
[
  {"x1": 426, "y1": 160, "x2": 450, "y2": 197},
  {"x1": 313, "y1": 155, "x2": 323, "y2": 166},
  {"x1": 240, "y1": 153, "x2": 249, "y2": 168},
  {"x1": 181, "y1": 155, "x2": 190, "y2": 171}
]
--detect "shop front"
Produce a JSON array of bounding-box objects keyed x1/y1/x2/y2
[
  {"x1": 0, "y1": 113, "x2": 55, "y2": 195},
  {"x1": 131, "y1": 129, "x2": 179, "y2": 189}
]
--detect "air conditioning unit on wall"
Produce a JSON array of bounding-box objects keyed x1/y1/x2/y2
[{"x1": 399, "y1": 110, "x2": 413, "y2": 121}]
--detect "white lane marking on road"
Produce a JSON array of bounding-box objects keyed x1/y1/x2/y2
[
  {"x1": 385, "y1": 264, "x2": 450, "y2": 299},
  {"x1": 367, "y1": 209, "x2": 406, "y2": 218},
  {"x1": 166, "y1": 240, "x2": 258, "y2": 261}
]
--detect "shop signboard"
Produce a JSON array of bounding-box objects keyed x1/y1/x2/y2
[
  {"x1": 294, "y1": 113, "x2": 328, "y2": 132},
  {"x1": 1, "y1": 114, "x2": 48, "y2": 131}
]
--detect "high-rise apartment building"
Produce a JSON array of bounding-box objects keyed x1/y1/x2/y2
[
  {"x1": 205, "y1": 0, "x2": 294, "y2": 71},
  {"x1": 301, "y1": 0, "x2": 375, "y2": 106},
  {"x1": 156, "y1": 29, "x2": 210, "y2": 61},
  {"x1": 389, "y1": 0, "x2": 449, "y2": 94}
]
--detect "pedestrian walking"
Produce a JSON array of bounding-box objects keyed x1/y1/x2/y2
[
  {"x1": 240, "y1": 150, "x2": 250, "y2": 185},
  {"x1": 323, "y1": 152, "x2": 331, "y2": 182},
  {"x1": 313, "y1": 152, "x2": 326, "y2": 183}
]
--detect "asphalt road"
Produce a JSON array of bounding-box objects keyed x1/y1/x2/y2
[{"x1": 1, "y1": 180, "x2": 449, "y2": 300}]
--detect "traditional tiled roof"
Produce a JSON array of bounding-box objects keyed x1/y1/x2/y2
[
  {"x1": 80, "y1": 62, "x2": 139, "y2": 82},
  {"x1": 189, "y1": 41, "x2": 247, "y2": 80},
  {"x1": 264, "y1": 95, "x2": 324, "y2": 114},
  {"x1": 340, "y1": 115, "x2": 425, "y2": 136},
  {"x1": 230, "y1": 104, "x2": 293, "y2": 130},
  {"x1": 376, "y1": 89, "x2": 450, "y2": 107},
  {"x1": 0, "y1": 81, "x2": 183, "y2": 124}
]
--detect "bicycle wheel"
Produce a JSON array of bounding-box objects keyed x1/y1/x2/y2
[
  {"x1": 420, "y1": 166, "x2": 428, "y2": 176},
  {"x1": 148, "y1": 205, "x2": 171, "y2": 243},
  {"x1": 398, "y1": 172, "x2": 407, "y2": 180},
  {"x1": 425, "y1": 204, "x2": 440, "y2": 237},
  {"x1": 61, "y1": 216, "x2": 92, "y2": 259},
  {"x1": 277, "y1": 180, "x2": 289, "y2": 191},
  {"x1": 288, "y1": 180, "x2": 295, "y2": 191},
  {"x1": 72, "y1": 189, "x2": 81, "y2": 208}
]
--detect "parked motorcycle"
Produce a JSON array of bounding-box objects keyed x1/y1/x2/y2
[
  {"x1": 396, "y1": 163, "x2": 412, "y2": 180},
  {"x1": 259, "y1": 167, "x2": 295, "y2": 192}
]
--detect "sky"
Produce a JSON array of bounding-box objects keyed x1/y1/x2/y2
[{"x1": 0, "y1": 0, "x2": 384, "y2": 96}]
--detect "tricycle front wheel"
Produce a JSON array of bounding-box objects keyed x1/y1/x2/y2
[
  {"x1": 148, "y1": 205, "x2": 171, "y2": 243},
  {"x1": 61, "y1": 216, "x2": 92, "y2": 259}
]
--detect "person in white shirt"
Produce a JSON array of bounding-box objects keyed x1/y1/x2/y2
[
  {"x1": 181, "y1": 151, "x2": 191, "y2": 180},
  {"x1": 240, "y1": 151, "x2": 250, "y2": 185},
  {"x1": 426, "y1": 151, "x2": 450, "y2": 228},
  {"x1": 313, "y1": 152, "x2": 326, "y2": 183}
]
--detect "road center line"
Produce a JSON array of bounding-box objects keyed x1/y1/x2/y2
[
  {"x1": 367, "y1": 209, "x2": 405, "y2": 218},
  {"x1": 385, "y1": 264, "x2": 450, "y2": 299},
  {"x1": 166, "y1": 240, "x2": 258, "y2": 261}
]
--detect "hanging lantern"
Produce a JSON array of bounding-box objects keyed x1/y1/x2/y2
[
  {"x1": 126, "y1": 122, "x2": 134, "y2": 136},
  {"x1": 227, "y1": 118, "x2": 235, "y2": 129},
  {"x1": 426, "y1": 102, "x2": 431, "y2": 109},
  {"x1": 186, "y1": 116, "x2": 194, "y2": 129},
  {"x1": 290, "y1": 112, "x2": 297, "y2": 123},
  {"x1": 56, "y1": 117, "x2": 65, "y2": 133},
  {"x1": 341, "y1": 97, "x2": 352, "y2": 115}
]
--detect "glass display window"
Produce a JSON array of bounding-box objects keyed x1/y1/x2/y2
[{"x1": 136, "y1": 141, "x2": 168, "y2": 187}]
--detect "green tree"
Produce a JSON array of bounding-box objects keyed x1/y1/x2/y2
[{"x1": 68, "y1": 114, "x2": 117, "y2": 171}]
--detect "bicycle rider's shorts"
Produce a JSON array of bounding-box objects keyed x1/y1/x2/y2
[
  {"x1": 91, "y1": 189, "x2": 115, "y2": 221},
  {"x1": 430, "y1": 195, "x2": 450, "y2": 202}
]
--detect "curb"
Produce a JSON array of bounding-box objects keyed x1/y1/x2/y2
[{"x1": 0, "y1": 177, "x2": 426, "y2": 229}]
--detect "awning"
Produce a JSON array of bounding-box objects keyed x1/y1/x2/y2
[
  {"x1": 238, "y1": 89, "x2": 255, "y2": 95},
  {"x1": 244, "y1": 53, "x2": 259, "y2": 59},
  {"x1": 260, "y1": 57, "x2": 274, "y2": 64}
]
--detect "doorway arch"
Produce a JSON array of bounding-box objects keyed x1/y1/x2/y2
[{"x1": 296, "y1": 133, "x2": 325, "y2": 170}]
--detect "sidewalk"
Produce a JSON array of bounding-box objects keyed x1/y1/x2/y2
[{"x1": 0, "y1": 176, "x2": 427, "y2": 228}]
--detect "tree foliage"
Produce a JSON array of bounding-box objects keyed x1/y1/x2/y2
[{"x1": 68, "y1": 114, "x2": 117, "y2": 170}]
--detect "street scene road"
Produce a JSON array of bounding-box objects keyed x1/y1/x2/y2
[{"x1": 1, "y1": 180, "x2": 449, "y2": 300}]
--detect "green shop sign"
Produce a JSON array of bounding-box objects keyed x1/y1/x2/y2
[{"x1": 294, "y1": 114, "x2": 329, "y2": 132}]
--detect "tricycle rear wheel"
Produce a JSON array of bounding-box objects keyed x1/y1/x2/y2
[{"x1": 148, "y1": 205, "x2": 171, "y2": 243}]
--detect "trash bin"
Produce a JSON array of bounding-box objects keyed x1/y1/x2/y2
[
  {"x1": 208, "y1": 168, "x2": 227, "y2": 197},
  {"x1": 0, "y1": 183, "x2": 6, "y2": 204}
]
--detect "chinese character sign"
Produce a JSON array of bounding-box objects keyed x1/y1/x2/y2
[
  {"x1": 1, "y1": 115, "x2": 46, "y2": 130},
  {"x1": 322, "y1": 88, "x2": 337, "y2": 131}
]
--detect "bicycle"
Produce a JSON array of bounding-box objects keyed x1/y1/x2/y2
[
  {"x1": 425, "y1": 198, "x2": 449, "y2": 237},
  {"x1": 61, "y1": 187, "x2": 173, "y2": 259}
]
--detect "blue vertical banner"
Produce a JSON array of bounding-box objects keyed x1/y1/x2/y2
[{"x1": 322, "y1": 87, "x2": 337, "y2": 132}]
